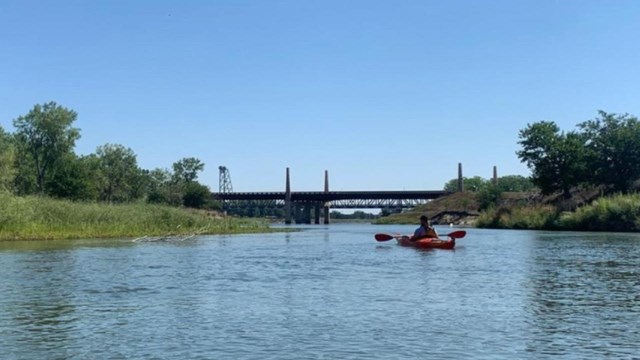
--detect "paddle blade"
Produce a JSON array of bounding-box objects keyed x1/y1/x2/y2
[
  {"x1": 375, "y1": 233, "x2": 395, "y2": 241},
  {"x1": 447, "y1": 230, "x2": 467, "y2": 239}
]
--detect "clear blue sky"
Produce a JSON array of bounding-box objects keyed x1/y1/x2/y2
[{"x1": 2, "y1": 0, "x2": 640, "y2": 192}]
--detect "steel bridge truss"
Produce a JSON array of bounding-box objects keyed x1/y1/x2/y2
[
  {"x1": 216, "y1": 190, "x2": 447, "y2": 211},
  {"x1": 220, "y1": 198, "x2": 429, "y2": 210}
]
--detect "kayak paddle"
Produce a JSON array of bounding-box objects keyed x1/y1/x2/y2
[
  {"x1": 374, "y1": 233, "x2": 397, "y2": 241},
  {"x1": 375, "y1": 230, "x2": 466, "y2": 242},
  {"x1": 448, "y1": 230, "x2": 466, "y2": 239}
]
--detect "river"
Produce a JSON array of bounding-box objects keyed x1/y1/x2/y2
[{"x1": 1, "y1": 224, "x2": 639, "y2": 359}]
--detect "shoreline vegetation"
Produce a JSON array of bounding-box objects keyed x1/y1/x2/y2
[
  {"x1": 1, "y1": 102, "x2": 286, "y2": 242},
  {"x1": 477, "y1": 193, "x2": 640, "y2": 232},
  {"x1": 374, "y1": 191, "x2": 640, "y2": 233},
  {"x1": 3, "y1": 190, "x2": 640, "y2": 240},
  {"x1": 0, "y1": 192, "x2": 273, "y2": 241},
  {"x1": 4, "y1": 104, "x2": 640, "y2": 236}
]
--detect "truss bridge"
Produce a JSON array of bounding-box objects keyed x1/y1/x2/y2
[
  {"x1": 217, "y1": 189, "x2": 447, "y2": 211},
  {"x1": 214, "y1": 167, "x2": 460, "y2": 224}
]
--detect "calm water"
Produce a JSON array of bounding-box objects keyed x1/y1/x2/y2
[{"x1": 1, "y1": 225, "x2": 639, "y2": 359}]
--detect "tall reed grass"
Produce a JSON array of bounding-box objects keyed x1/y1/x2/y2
[
  {"x1": 477, "y1": 193, "x2": 640, "y2": 232},
  {"x1": 0, "y1": 192, "x2": 270, "y2": 240},
  {"x1": 476, "y1": 205, "x2": 559, "y2": 229},
  {"x1": 557, "y1": 193, "x2": 640, "y2": 231}
]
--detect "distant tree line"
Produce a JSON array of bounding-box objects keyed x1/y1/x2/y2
[
  {"x1": 226, "y1": 206, "x2": 285, "y2": 218},
  {"x1": 517, "y1": 111, "x2": 640, "y2": 198},
  {"x1": 0, "y1": 102, "x2": 219, "y2": 209},
  {"x1": 443, "y1": 175, "x2": 536, "y2": 211},
  {"x1": 443, "y1": 175, "x2": 535, "y2": 193},
  {"x1": 225, "y1": 207, "x2": 378, "y2": 219},
  {"x1": 440, "y1": 110, "x2": 640, "y2": 204},
  {"x1": 330, "y1": 210, "x2": 378, "y2": 220}
]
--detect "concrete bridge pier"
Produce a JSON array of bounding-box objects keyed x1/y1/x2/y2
[
  {"x1": 314, "y1": 203, "x2": 321, "y2": 224},
  {"x1": 292, "y1": 203, "x2": 313, "y2": 224},
  {"x1": 302, "y1": 204, "x2": 312, "y2": 224},
  {"x1": 293, "y1": 204, "x2": 301, "y2": 223},
  {"x1": 285, "y1": 168, "x2": 292, "y2": 224},
  {"x1": 323, "y1": 203, "x2": 330, "y2": 224},
  {"x1": 323, "y1": 170, "x2": 330, "y2": 224},
  {"x1": 458, "y1": 162, "x2": 464, "y2": 192},
  {"x1": 272, "y1": 166, "x2": 451, "y2": 225}
]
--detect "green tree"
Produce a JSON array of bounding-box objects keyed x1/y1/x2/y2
[
  {"x1": 477, "y1": 183, "x2": 502, "y2": 211},
  {"x1": 578, "y1": 111, "x2": 640, "y2": 193},
  {"x1": 465, "y1": 176, "x2": 490, "y2": 192},
  {"x1": 13, "y1": 102, "x2": 80, "y2": 194},
  {"x1": 128, "y1": 167, "x2": 150, "y2": 201},
  {"x1": 443, "y1": 176, "x2": 490, "y2": 192},
  {"x1": 13, "y1": 148, "x2": 37, "y2": 195},
  {"x1": 516, "y1": 121, "x2": 589, "y2": 198},
  {"x1": 147, "y1": 168, "x2": 182, "y2": 206},
  {"x1": 182, "y1": 182, "x2": 212, "y2": 209},
  {"x1": 0, "y1": 126, "x2": 16, "y2": 192},
  {"x1": 172, "y1": 157, "x2": 204, "y2": 183},
  {"x1": 330, "y1": 210, "x2": 376, "y2": 219},
  {"x1": 443, "y1": 179, "x2": 456, "y2": 192},
  {"x1": 95, "y1": 143, "x2": 140, "y2": 202},
  {"x1": 495, "y1": 175, "x2": 536, "y2": 192},
  {"x1": 46, "y1": 153, "x2": 100, "y2": 200}
]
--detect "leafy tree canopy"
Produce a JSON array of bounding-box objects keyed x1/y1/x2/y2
[
  {"x1": 0, "y1": 126, "x2": 16, "y2": 192},
  {"x1": 182, "y1": 181, "x2": 212, "y2": 208},
  {"x1": 578, "y1": 111, "x2": 640, "y2": 193},
  {"x1": 516, "y1": 121, "x2": 589, "y2": 198},
  {"x1": 172, "y1": 157, "x2": 204, "y2": 183},
  {"x1": 12, "y1": 102, "x2": 80, "y2": 194},
  {"x1": 495, "y1": 175, "x2": 535, "y2": 192},
  {"x1": 47, "y1": 153, "x2": 100, "y2": 200},
  {"x1": 444, "y1": 176, "x2": 490, "y2": 192},
  {"x1": 516, "y1": 111, "x2": 640, "y2": 197},
  {"x1": 96, "y1": 143, "x2": 141, "y2": 202},
  {"x1": 444, "y1": 175, "x2": 536, "y2": 194},
  {"x1": 3, "y1": 103, "x2": 222, "y2": 210}
]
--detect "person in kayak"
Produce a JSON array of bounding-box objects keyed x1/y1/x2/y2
[{"x1": 411, "y1": 215, "x2": 438, "y2": 241}]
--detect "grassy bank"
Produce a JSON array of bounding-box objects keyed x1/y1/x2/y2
[
  {"x1": 373, "y1": 191, "x2": 482, "y2": 225},
  {"x1": 477, "y1": 193, "x2": 640, "y2": 232},
  {"x1": 373, "y1": 190, "x2": 640, "y2": 232},
  {"x1": 475, "y1": 205, "x2": 558, "y2": 229},
  {"x1": 374, "y1": 212, "x2": 424, "y2": 225},
  {"x1": 0, "y1": 192, "x2": 271, "y2": 240}
]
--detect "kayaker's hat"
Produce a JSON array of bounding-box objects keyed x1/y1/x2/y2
[{"x1": 419, "y1": 215, "x2": 428, "y2": 222}]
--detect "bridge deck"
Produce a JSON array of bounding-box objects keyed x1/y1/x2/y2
[{"x1": 215, "y1": 190, "x2": 449, "y2": 202}]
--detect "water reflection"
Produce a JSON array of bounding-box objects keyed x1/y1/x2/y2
[
  {"x1": 1, "y1": 228, "x2": 640, "y2": 359},
  {"x1": 2, "y1": 250, "x2": 78, "y2": 357},
  {"x1": 525, "y1": 232, "x2": 640, "y2": 357}
]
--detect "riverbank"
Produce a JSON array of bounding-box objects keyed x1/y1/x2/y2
[
  {"x1": 374, "y1": 191, "x2": 640, "y2": 232},
  {"x1": 373, "y1": 191, "x2": 482, "y2": 226},
  {"x1": 477, "y1": 193, "x2": 640, "y2": 231},
  {"x1": 0, "y1": 192, "x2": 273, "y2": 241}
]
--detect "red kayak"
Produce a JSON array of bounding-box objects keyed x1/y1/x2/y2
[
  {"x1": 374, "y1": 230, "x2": 465, "y2": 250},
  {"x1": 396, "y1": 236, "x2": 455, "y2": 249}
]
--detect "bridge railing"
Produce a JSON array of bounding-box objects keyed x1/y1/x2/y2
[
  {"x1": 220, "y1": 198, "x2": 431, "y2": 210},
  {"x1": 214, "y1": 190, "x2": 450, "y2": 202}
]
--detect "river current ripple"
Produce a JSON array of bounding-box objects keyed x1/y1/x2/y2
[{"x1": 1, "y1": 225, "x2": 639, "y2": 359}]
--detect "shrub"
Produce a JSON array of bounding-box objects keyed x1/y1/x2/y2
[
  {"x1": 476, "y1": 205, "x2": 558, "y2": 229},
  {"x1": 559, "y1": 193, "x2": 640, "y2": 231},
  {"x1": 0, "y1": 193, "x2": 269, "y2": 240}
]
